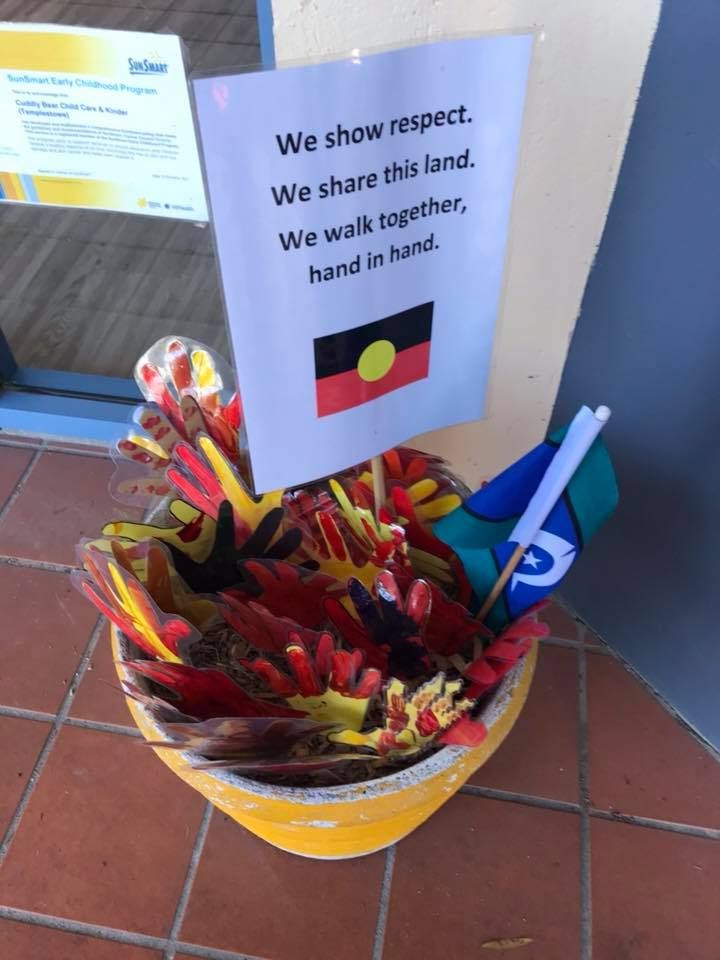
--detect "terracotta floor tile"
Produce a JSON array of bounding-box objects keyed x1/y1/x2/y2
[
  {"x1": 0, "y1": 920, "x2": 161, "y2": 959},
  {"x1": 470, "y1": 645, "x2": 579, "y2": 801},
  {"x1": 384, "y1": 794, "x2": 580, "y2": 960},
  {"x1": 586, "y1": 652, "x2": 720, "y2": 827},
  {"x1": 0, "y1": 452, "x2": 139, "y2": 566},
  {"x1": 0, "y1": 566, "x2": 97, "y2": 713},
  {"x1": 0, "y1": 717, "x2": 49, "y2": 835},
  {"x1": 71, "y1": 627, "x2": 136, "y2": 727},
  {"x1": 0, "y1": 445, "x2": 33, "y2": 509},
  {"x1": 539, "y1": 598, "x2": 583, "y2": 641},
  {"x1": 180, "y1": 812, "x2": 384, "y2": 960},
  {"x1": 592, "y1": 819, "x2": 720, "y2": 959},
  {"x1": 0, "y1": 726, "x2": 204, "y2": 935}
]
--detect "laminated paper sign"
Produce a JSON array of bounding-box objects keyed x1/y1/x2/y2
[
  {"x1": 0, "y1": 23, "x2": 207, "y2": 220},
  {"x1": 194, "y1": 36, "x2": 533, "y2": 491}
]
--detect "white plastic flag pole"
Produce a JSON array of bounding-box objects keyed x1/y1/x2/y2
[{"x1": 477, "y1": 405, "x2": 611, "y2": 623}]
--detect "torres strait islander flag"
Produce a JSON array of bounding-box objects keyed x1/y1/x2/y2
[
  {"x1": 313, "y1": 302, "x2": 433, "y2": 417},
  {"x1": 433, "y1": 421, "x2": 618, "y2": 631}
]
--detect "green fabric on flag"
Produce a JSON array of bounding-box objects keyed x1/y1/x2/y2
[{"x1": 433, "y1": 426, "x2": 618, "y2": 631}]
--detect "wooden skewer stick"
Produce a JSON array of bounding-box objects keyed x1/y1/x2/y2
[
  {"x1": 371, "y1": 454, "x2": 386, "y2": 520},
  {"x1": 477, "y1": 543, "x2": 526, "y2": 622}
]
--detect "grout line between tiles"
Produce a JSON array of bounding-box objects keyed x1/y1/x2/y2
[
  {"x1": 540, "y1": 635, "x2": 584, "y2": 649},
  {"x1": 0, "y1": 438, "x2": 42, "y2": 451},
  {"x1": 0, "y1": 438, "x2": 41, "y2": 449},
  {"x1": 573, "y1": 616, "x2": 588, "y2": 645},
  {"x1": 0, "y1": 906, "x2": 268, "y2": 960},
  {"x1": 0, "y1": 616, "x2": 102, "y2": 864},
  {"x1": 64, "y1": 716, "x2": 142, "y2": 738},
  {"x1": 577, "y1": 647, "x2": 591, "y2": 809},
  {"x1": 0, "y1": 704, "x2": 140, "y2": 737},
  {"x1": 459, "y1": 783, "x2": 581, "y2": 815},
  {"x1": 458, "y1": 783, "x2": 720, "y2": 840},
  {"x1": 175, "y1": 940, "x2": 265, "y2": 960},
  {"x1": 577, "y1": 645, "x2": 592, "y2": 960},
  {"x1": 0, "y1": 554, "x2": 80, "y2": 575},
  {"x1": 579, "y1": 813, "x2": 592, "y2": 957},
  {"x1": 163, "y1": 802, "x2": 214, "y2": 960},
  {"x1": 0, "y1": 445, "x2": 43, "y2": 521},
  {"x1": 370, "y1": 844, "x2": 396, "y2": 960},
  {"x1": 590, "y1": 808, "x2": 720, "y2": 841},
  {"x1": 0, "y1": 705, "x2": 56, "y2": 725},
  {"x1": 0, "y1": 905, "x2": 169, "y2": 952}
]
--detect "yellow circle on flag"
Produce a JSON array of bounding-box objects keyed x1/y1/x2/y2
[{"x1": 357, "y1": 339, "x2": 396, "y2": 382}]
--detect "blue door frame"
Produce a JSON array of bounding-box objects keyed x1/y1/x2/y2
[
  {"x1": 0, "y1": 335, "x2": 142, "y2": 442},
  {"x1": 0, "y1": 0, "x2": 275, "y2": 444}
]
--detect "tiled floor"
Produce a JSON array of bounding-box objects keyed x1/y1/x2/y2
[{"x1": 0, "y1": 435, "x2": 719, "y2": 960}]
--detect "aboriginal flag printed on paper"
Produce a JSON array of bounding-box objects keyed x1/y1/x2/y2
[{"x1": 314, "y1": 302, "x2": 433, "y2": 417}]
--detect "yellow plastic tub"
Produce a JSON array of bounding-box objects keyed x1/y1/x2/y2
[{"x1": 112, "y1": 627, "x2": 537, "y2": 859}]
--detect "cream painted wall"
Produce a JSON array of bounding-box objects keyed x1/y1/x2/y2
[{"x1": 270, "y1": 0, "x2": 660, "y2": 486}]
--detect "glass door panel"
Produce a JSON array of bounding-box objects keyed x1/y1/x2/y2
[{"x1": 0, "y1": 0, "x2": 261, "y2": 380}]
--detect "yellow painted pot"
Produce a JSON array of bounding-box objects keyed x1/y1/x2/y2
[{"x1": 112, "y1": 627, "x2": 537, "y2": 859}]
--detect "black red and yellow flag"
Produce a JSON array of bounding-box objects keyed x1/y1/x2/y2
[{"x1": 313, "y1": 302, "x2": 433, "y2": 417}]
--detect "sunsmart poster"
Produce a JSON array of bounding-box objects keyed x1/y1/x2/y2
[{"x1": 0, "y1": 23, "x2": 207, "y2": 220}]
